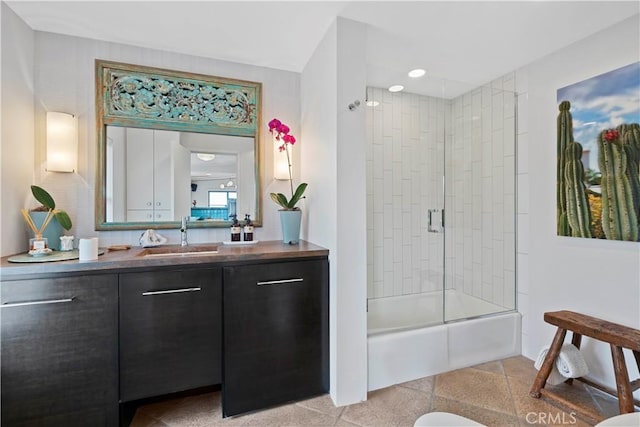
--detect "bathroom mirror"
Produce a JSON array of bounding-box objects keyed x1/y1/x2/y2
[{"x1": 95, "y1": 60, "x2": 262, "y2": 230}]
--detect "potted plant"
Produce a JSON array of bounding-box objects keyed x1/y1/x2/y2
[
  {"x1": 21, "y1": 185, "x2": 72, "y2": 251},
  {"x1": 268, "y1": 118, "x2": 307, "y2": 244}
]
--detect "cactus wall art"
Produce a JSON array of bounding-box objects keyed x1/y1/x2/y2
[{"x1": 556, "y1": 62, "x2": 640, "y2": 241}]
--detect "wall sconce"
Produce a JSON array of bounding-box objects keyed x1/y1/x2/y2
[
  {"x1": 274, "y1": 137, "x2": 290, "y2": 180},
  {"x1": 46, "y1": 112, "x2": 77, "y2": 173}
]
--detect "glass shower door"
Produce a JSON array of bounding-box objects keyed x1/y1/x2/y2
[
  {"x1": 366, "y1": 85, "x2": 446, "y2": 334},
  {"x1": 443, "y1": 82, "x2": 517, "y2": 323}
]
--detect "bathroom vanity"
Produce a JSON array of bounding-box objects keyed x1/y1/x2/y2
[{"x1": 0, "y1": 241, "x2": 329, "y2": 426}]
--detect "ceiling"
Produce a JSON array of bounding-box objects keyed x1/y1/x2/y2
[{"x1": 7, "y1": 1, "x2": 640, "y2": 98}]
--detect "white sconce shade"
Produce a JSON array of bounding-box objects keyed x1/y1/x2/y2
[
  {"x1": 274, "y1": 136, "x2": 290, "y2": 180},
  {"x1": 46, "y1": 112, "x2": 77, "y2": 172}
]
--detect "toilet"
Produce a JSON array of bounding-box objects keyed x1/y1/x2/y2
[
  {"x1": 414, "y1": 411, "x2": 640, "y2": 427},
  {"x1": 414, "y1": 412, "x2": 485, "y2": 426},
  {"x1": 594, "y1": 412, "x2": 640, "y2": 427}
]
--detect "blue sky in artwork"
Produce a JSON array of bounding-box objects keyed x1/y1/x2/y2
[{"x1": 557, "y1": 62, "x2": 640, "y2": 171}]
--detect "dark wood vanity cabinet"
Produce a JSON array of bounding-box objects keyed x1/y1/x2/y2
[
  {"x1": 222, "y1": 258, "x2": 329, "y2": 417},
  {"x1": 0, "y1": 241, "x2": 329, "y2": 425},
  {"x1": 119, "y1": 267, "x2": 222, "y2": 402},
  {"x1": 0, "y1": 274, "x2": 119, "y2": 427}
]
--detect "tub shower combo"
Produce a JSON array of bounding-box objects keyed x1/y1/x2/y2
[{"x1": 366, "y1": 78, "x2": 520, "y2": 390}]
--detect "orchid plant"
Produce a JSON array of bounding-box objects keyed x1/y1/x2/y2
[{"x1": 269, "y1": 118, "x2": 307, "y2": 210}]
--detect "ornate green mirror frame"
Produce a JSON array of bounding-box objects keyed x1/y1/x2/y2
[{"x1": 95, "y1": 60, "x2": 262, "y2": 230}]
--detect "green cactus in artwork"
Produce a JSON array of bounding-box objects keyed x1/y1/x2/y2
[
  {"x1": 564, "y1": 141, "x2": 592, "y2": 238},
  {"x1": 597, "y1": 128, "x2": 638, "y2": 241},
  {"x1": 620, "y1": 124, "x2": 640, "y2": 227},
  {"x1": 557, "y1": 101, "x2": 573, "y2": 236}
]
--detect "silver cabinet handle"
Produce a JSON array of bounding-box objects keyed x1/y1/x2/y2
[
  {"x1": 257, "y1": 278, "x2": 304, "y2": 286},
  {"x1": 2, "y1": 297, "x2": 75, "y2": 308},
  {"x1": 142, "y1": 287, "x2": 201, "y2": 296}
]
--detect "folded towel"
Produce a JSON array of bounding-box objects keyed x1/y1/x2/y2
[
  {"x1": 534, "y1": 346, "x2": 566, "y2": 385},
  {"x1": 555, "y1": 343, "x2": 589, "y2": 378},
  {"x1": 534, "y1": 343, "x2": 588, "y2": 386}
]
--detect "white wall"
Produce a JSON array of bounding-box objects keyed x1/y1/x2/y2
[
  {"x1": 1, "y1": 3, "x2": 35, "y2": 256},
  {"x1": 301, "y1": 17, "x2": 368, "y2": 406},
  {"x1": 521, "y1": 14, "x2": 640, "y2": 394},
  {"x1": 20, "y1": 30, "x2": 300, "y2": 248}
]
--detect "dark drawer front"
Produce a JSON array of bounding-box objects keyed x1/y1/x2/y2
[
  {"x1": 1, "y1": 275, "x2": 118, "y2": 427},
  {"x1": 119, "y1": 268, "x2": 222, "y2": 402},
  {"x1": 223, "y1": 259, "x2": 329, "y2": 416}
]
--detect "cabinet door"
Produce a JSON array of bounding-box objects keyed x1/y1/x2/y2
[
  {"x1": 126, "y1": 209, "x2": 154, "y2": 222},
  {"x1": 152, "y1": 130, "x2": 176, "y2": 212},
  {"x1": 119, "y1": 268, "x2": 222, "y2": 402},
  {"x1": 1, "y1": 275, "x2": 118, "y2": 426},
  {"x1": 223, "y1": 259, "x2": 329, "y2": 416},
  {"x1": 125, "y1": 127, "x2": 154, "y2": 210},
  {"x1": 153, "y1": 209, "x2": 171, "y2": 222}
]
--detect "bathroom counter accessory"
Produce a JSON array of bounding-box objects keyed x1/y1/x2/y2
[
  {"x1": 530, "y1": 310, "x2": 640, "y2": 423},
  {"x1": 7, "y1": 249, "x2": 105, "y2": 264}
]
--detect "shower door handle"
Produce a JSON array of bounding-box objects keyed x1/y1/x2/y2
[{"x1": 428, "y1": 209, "x2": 444, "y2": 233}]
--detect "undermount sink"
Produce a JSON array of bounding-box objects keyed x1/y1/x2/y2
[{"x1": 138, "y1": 245, "x2": 219, "y2": 258}]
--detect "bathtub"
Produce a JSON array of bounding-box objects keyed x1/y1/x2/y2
[{"x1": 367, "y1": 290, "x2": 521, "y2": 391}]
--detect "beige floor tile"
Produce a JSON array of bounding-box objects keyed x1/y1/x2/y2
[
  {"x1": 398, "y1": 376, "x2": 435, "y2": 394},
  {"x1": 503, "y1": 356, "x2": 539, "y2": 384},
  {"x1": 130, "y1": 411, "x2": 170, "y2": 427},
  {"x1": 472, "y1": 360, "x2": 506, "y2": 375},
  {"x1": 434, "y1": 367, "x2": 517, "y2": 416},
  {"x1": 128, "y1": 356, "x2": 625, "y2": 427},
  {"x1": 151, "y1": 392, "x2": 247, "y2": 426},
  {"x1": 507, "y1": 376, "x2": 593, "y2": 427},
  {"x1": 431, "y1": 396, "x2": 520, "y2": 427},
  {"x1": 585, "y1": 386, "x2": 621, "y2": 419},
  {"x1": 334, "y1": 419, "x2": 360, "y2": 427},
  {"x1": 136, "y1": 395, "x2": 192, "y2": 420},
  {"x1": 296, "y1": 394, "x2": 344, "y2": 418},
  {"x1": 240, "y1": 403, "x2": 338, "y2": 426},
  {"x1": 340, "y1": 385, "x2": 432, "y2": 427}
]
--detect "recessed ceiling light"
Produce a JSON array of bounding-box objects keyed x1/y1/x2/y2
[
  {"x1": 388, "y1": 85, "x2": 404, "y2": 93},
  {"x1": 197, "y1": 153, "x2": 215, "y2": 161},
  {"x1": 408, "y1": 68, "x2": 426, "y2": 78},
  {"x1": 366, "y1": 100, "x2": 380, "y2": 107}
]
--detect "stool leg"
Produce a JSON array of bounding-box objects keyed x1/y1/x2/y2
[
  {"x1": 530, "y1": 327, "x2": 567, "y2": 398},
  {"x1": 565, "y1": 332, "x2": 583, "y2": 385},
  {"x1": 610, "y1": 345, "x2": 634, "y2": 413}
]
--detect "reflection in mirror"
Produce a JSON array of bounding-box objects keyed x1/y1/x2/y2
[
  {"x1": 105, "y1": 126, "x2": 256, "y2": 225},
  {"x1": 95, "y1": 60, "x2": 261, "y2": 230}
]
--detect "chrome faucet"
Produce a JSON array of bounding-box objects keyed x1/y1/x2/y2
[{"x1": 180, "y1": 216, "x2": 188, "y2": 246}]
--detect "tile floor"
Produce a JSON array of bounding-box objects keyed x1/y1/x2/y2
[{"x1": 131, "y1": 356, "x2": 622, "y2": 427}]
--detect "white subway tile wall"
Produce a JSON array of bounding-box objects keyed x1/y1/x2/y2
[
  {"x1": 445, "y1": 74, "x2": 517, "y2": 312},
  {"x1": 366, "y1": 76, "x2": 517, "y2": 313},
  {"x1": 366, "y1": 87, "x2": 446, "y2": 299}
]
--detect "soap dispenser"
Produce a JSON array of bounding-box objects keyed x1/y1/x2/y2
[
  {"x1": 243, "y1": 214, "x2": 254, "y2": 241},
  {"x1": 230, "y1": 214, "x2": 241, "y2": 242}
]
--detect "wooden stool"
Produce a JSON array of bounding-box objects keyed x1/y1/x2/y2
[{"x1": 530, "y1": 310, "x2": 640, "y2": 423}]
